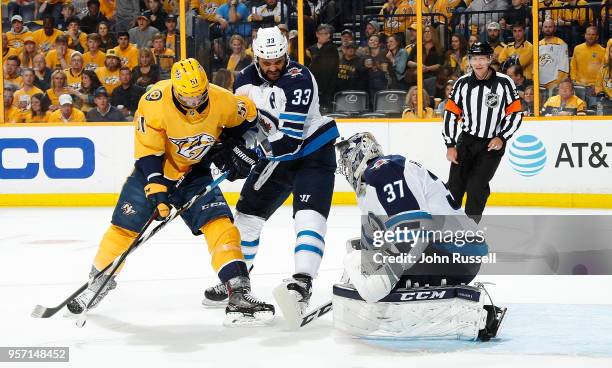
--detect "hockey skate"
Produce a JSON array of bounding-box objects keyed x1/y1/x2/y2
[
  {"x1": 224, "y1": 276, "x2": 275, "y2": 326},
  {"x1": 66, "y1": 267, "x2": 117, "y2": 315},
  {"x1": 272, "y1": 273, "x2": 312, "y2": 329},
  {"x1": 202, "y1": 281, "x2": 228, "y2": 307}
]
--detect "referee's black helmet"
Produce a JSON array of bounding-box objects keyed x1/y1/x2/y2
[{"x1": 468, "y1": 42, "x2": 494, "y2": 56}]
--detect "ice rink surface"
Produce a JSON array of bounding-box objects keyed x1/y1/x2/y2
[{"x1": 2, "y1": 205, "x2": 612, "y2": 368}]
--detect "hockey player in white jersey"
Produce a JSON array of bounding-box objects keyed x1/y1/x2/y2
[
  {"x1": 332, "y1": 132, "x2": 506, "y2": 341},
  {"x1": 203, "y1": 26, "x2": 339, "y2": 318}
]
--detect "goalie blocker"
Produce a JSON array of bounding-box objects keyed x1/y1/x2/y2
[{"x1": 332, "y1": 283, "x2": 506, "y2": 341}]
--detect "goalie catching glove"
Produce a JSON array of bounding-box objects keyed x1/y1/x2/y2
[{"x1": 212, "y1": 137, "x2": 258, "y2": 181}]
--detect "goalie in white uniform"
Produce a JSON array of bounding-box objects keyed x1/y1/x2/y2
[{"x1": 333, "y1": 132, "x2": 506, "y2": 341}]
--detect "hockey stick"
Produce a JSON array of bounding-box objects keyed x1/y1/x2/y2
[
  {"x1": 31, "y1": 172, "x2": 229, "y2": 322},
  {"x1": 299, "y1": 301, "x2": 333, "y2": 328}
]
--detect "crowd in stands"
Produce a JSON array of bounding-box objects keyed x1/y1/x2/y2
[
  {"x1": 2, "y1": 0, "x2": 179, "y2": 123},
  {"x1": 3, "y1": 0, "x2": 612, "y2": 123}
]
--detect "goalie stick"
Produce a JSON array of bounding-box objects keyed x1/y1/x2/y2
[{"x1": 31, "y1": 172, "x2": 229, "y2": 323}]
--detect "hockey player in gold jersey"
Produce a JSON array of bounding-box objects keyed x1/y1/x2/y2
[{"x1": 67, "y1": 58, "x2": 274, "y2": 326}]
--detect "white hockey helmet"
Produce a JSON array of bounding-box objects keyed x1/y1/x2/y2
[
  {"x1": 335, "y1": 132, "x2": 384, "y2": 196},
  {"x1": 253, "y1": 26, "x2": 288, "y2": 60}
]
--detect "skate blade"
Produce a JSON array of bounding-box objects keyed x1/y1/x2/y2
[
  {"x1": 201, "y1": 298, "x2": 228, "y2": 308},
  {"x1": 272, "y1": 284, "x2": 303, "y2": 330},
  {"x1": 223, "y1": 311, "x2": 275, "y2": 327}
]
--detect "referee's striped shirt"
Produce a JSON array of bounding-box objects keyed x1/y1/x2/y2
[{"x1": 442, "y1": 70, "x2": 523, "y2": 147}]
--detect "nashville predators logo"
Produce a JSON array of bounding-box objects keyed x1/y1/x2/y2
[
  {"x1": 539, "y1": 53, "x2": 553, "y2": 66},
  {"x1": 104, "y1": 75, "x2": 119, "y2": 85},
  {"x1": 169, "y1": 133, "x2": 216, "y2": 161},
  {"x1": 121, "y1": 202, "x2": 137, "y2": 216}
]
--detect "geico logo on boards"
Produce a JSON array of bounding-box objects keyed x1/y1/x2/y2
[
  {"x1": 0, "y1": 137, "x2": 95, "y2": 179},
  {"x1": 555, "y1": 142, "x2": 612, "y2": 168},
  {"x1": 399, "y1": 290, "x2": 446, "y2": 301}
]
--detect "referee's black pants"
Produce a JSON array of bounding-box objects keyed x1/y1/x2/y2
[{"x1": 447, "y1": 133, "x2": 504, "y2": 222}]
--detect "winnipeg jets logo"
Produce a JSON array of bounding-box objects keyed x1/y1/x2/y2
[
  {"x1": 285, "y1": 67, "x2": 303, "y2": 78},
  {"x1": 371, "y1": 158, "x2": 389, "y2": 170},
  {"x1": 169, "y1": 133, "x2": 215, "y2": 161},
  {"x1": 121, "y1": 202, "x2": 137, "y2": 216}
]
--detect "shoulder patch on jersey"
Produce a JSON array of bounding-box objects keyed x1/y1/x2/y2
[
  {"x1": 371, "y1": 158, "x2": 390, "y2": 170},
  {"x1": 169, "y1": 133, "x2": 215, "y2": 161},
  {"x1": 285, "y1": 66, "x2": 303, "y2": 78},
  {"x1": 237, "y1": 100, "x2": 248, "y2": 119},
  {"x1": 145, "y1": 89, "x2": 162, "y2": 101}
]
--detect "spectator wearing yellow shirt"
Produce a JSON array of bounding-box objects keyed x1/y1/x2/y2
[
  {"x1": 45, "y1": 35, "x2": 71, "y2": 70},
  {"x1": 113, "y1": 32, "x2": 139, "y2": 69},
  {"x1": 2, "y1": 85, "x2": 20, "y2": 124},
  {"x1": 151, "y1": 34, "x2": 175, "y2": 77},
  {"x1": 485, "y1": 22, "x2": 506, "y2": 63},
  {"x1": 542, "y1": 79, "x2": 587, "y2": 116},
  {"x1": 12, "y1": 94, "x2": 32, "y2": 123},
  {"x1": 13, "y1": 69, "x2": 44, "y2": 106},
  {"x1": 570, "y1": 26, "x2": 605, "y2": 88},
  {"x1": 65, "y1": 17, "x2": 88, "y2": 53},
  {"x1": 163, "y1": 14, "x2": 179, "y2": 52},
  {"x1": 28, "y1": 94, "x2": 51, "y2": 123},
  {"x1": 606, "y1": 38, "x2": 612, "y2": 63},
  {"x1": 595, "y1": 46, "x2": 612, "y2": 99},
  {"x1": 6, "y1": 15, "x2": 33, "y2": 52},
  {"x1": 83, "y1": 34, "x2": 106, "y2": 71},
  {"x1": 43, "y1": 70, "x2": 72, "y2": 111},
  {"x1": 423, "y1": 0, "x2": 461, "y2": 28},
  {"x1": 3, "y1": 33, "x2": 21, "y2": 63},
  {"x1": 499, "y1": 22, "x2": 533, "y2": 79},
  {"x1": 32, "y1": 15, "x2": 63, "y2": 53},
  {"x1": 96, "y1": 49, "x2": 122, "y2": 94},
  {"x1": 65, "y1": 52, "x2": 85, "y2": 90},
  {"x1": 558, "y1": 0, "x2": 589, "y2": 50},
  {"x1": 379, "y1": 0, "x2": 414, "y2": 36},
  {"x1": 99, "y1": 0, "x2": 117, "y2": 18},
  {"x1": 402, "y1": 86, "x2": 435, "y2": 118},
  {"x1": 538, "y1": 0, "x2": 564, "y2": 25},
  {"x1": 191, "y1": 0, "x2": 224, "y2": 22},
  {"x1": 4, "y1": 56, "x2": 24, "y2": 89},
  {"x1": 48, "y1": 94, "x2": 86, "y2": 122},
  {"x1": 20, "y1": 37, "x2": 39, "y2": 68}
]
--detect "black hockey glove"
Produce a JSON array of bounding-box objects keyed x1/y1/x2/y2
[{"x1": 212, "y1": 138, "x2": 258, "y2": 181}]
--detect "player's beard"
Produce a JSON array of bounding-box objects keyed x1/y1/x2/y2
[{"x1": 265, "y1": 69, "x2": 281, "y2": 81}]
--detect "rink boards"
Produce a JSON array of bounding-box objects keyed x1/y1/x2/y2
[{"x1": 0, "y1": 119, "x2": 611, "y2": 207}]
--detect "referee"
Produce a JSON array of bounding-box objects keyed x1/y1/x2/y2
[{"x1": 442, "y1": 42, "x2": 523, "y2": 222}]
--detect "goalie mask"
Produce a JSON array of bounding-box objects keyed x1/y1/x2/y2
[{"x1": 335, "y1": 132, "x2": 384, "y2": 196}]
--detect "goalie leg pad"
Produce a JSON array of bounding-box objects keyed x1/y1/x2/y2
[
  {"x1": 332, "y1": 283, "x2": 492, "y2": 341},
  {"x1": 93, "y1": 225, "x2": 139, "y2": 273},
  {"x1": 202, "y1": 217, "x2": 248, "y2": 283}
]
